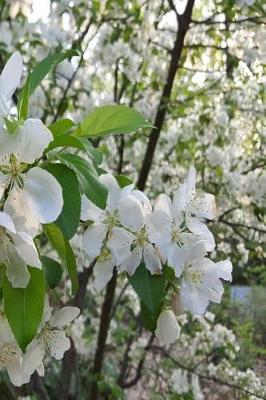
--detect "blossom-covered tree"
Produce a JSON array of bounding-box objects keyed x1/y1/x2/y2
[{"x1": 0, "y1": 0, "x2": 265, "y2": 399}]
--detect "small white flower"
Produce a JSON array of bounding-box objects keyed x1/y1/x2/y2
[
  {"x1": 0, "y1": 211, "x2": 41, "y2": 287},
  {"x1": 180, "y1": 243, "x2": 232, "y2": 314},
  {"x1": 148, "y1": 167, "x2": 215, "y2": 277},
  {"x1": 155, "y1": 309, "x2": 181, "y2": 346},
  {"x1": 0, "y1": 314, "x2": 30, "y2": 386},
  {"x1": 118, "y1": 193, "x2": 163, "y2": 275},
  {"x1": 0, "y1": 119, "x2": 63, "y2": 236},
  {"x1": 22, "y1": 306, "x2": 80, "y2": 377}
]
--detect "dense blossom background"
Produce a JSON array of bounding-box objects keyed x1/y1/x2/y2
[{"x1": 0, "y1": 0, "x2": 265, "y2": 399}]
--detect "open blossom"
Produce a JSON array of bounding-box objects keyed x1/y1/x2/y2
[
  {"x1": 0, "y1": 313, "x2": 30, "y2": 386},
  {"x1": 180, "y1": 242, "x2": 232, "y2": 314},
  {"x1": 0, "y1": 119, "x2": 63, "y2": 236},
  {"x1": 118, "y1": 192, "x2": 163, "y2": 275},
  {"x1": 0, "y1": 211, "x2": 41, "y2": 287},
  {"x1": 22, "y1": 305, "x2": 80, "y2": 377},
  {"x1": 0, "y1": 52, "x2": 63, "y2": 236},
  {"x1": 148, "y1": 167, "x2": 215, "y2": 277},
  {"x1": 82, "y1": 174, "x2": 135, "y2": 289},
  {"x1": 0, "y1": 52, "x2": 23, "y2": 121},
  {"x1": 155, "y1": 309, "x2": 181, "y2": 346}
]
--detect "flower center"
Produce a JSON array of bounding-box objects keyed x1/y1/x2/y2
[
  {"x1": 134, "y1": 227, "x2": 148, "y2": 248},
  {"x1": 184, "y1": 266, "x2": 204, "y2": 286},
  {"x1": 0, "y1": 154, "x2": 25, "y2": 190},
  {"x1": 0, "y1": 343, "x2": 19, "y2": 368},
  {"x1": 98, "y1": 247, "x2": 111, "y2": 263},
  {"x1": 103, "y1": 210, "x2": 119, "y2": 228}
]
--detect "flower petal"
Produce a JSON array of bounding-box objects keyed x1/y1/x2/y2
[
  {"x1": 118, "y1": 195, "x2": 145, "y2": 232},
  {"x1": 187, "y1": 217, "x2": 215, "y2": 251},
  {"x1": 143, "y1": 243, "x2": 162, "y2": 274},
  {"x1": 100, "y1": 173, "x2": 121, "y2": 212},
  {"x1": 154, "y1": 193, "x2": 173, "y2": 219},
  {"x1": 108, "y1": 226, "x2": 134, "y2": 265},
  {"x1": 93, "y1": 256, "x2": 115, "y2": 291},
  {"x1": 11, "y1": 231, "x2": 41, "y2": 268},
  {"x1": 7, "y1": 359, "x2": 30, "y2": 387},
  {"x1": 22, "y1": 339, "x2": 45, "y2": 376},
  {"x1": 80, "y1": 194, "x2": 104, "y2": 222},
  {"x1": 0, "y1": 51, "x2": 23, "y2": 101},
  {"x1": 119, "y1": 246, "x2": 142, "y2": 275},
  {"x1": 0, "y1": 119, "x2": 53, "y2": 165},
  {"x1": 5, "y1": 243, "x2": 30, "y2": 288},
  {"x1": 0, "y1": 211, "x2": 16, "y2": 233},
  {"x1": 5, "y1": 167, "x2": 63, "y2": 235},
  {"x1": 189, "y1": 193, "x2": 216, "y2": 220},
  {"x1": 49, "y1": 331, "x2": 71, "y2": 360},
  {"x1": 50, "y1": 307, "x2": 80, "y2": 328},
  {"x1": 83, "y1": 223, "x2": 108, "y2": 260}
]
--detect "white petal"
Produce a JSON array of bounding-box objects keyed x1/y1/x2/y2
[
  {"x1": 131, "y1": 190, "x2": 152, "y2": 213},
  {"x1": 180, "y1": 280, "x2": 209, "y2": 315},
  {"x1": 147, "y1": 209, "x2": 171, "y2": 245},
  {"x1": 22, "y1": 339, "x2": 45, "y2": 376},
  {"x1": 189, "y1": 193, "x2": 216, "y2": 220},
  {"x1": 119, "y1": 246, "x2": 142, "y2": 275},
  {"x1": 215, "y1": 259, "x2": 233, "y2": 282},
  {"x1": 108, "y1": 226, "x2": 134, "y2": 265},
  {"x1": 173, "y1": 183, "x2": 187, "y2": 216},
  {"x1": 50, "y1": 307, "x2": 80, "y2": 328},
  {"x1": 83, "y1": 223, "x2": 108, "y2": 260},
  {"x1": 167, "y1": 244, "x2": 188, "y2": 278},
  {"x1": 80, "y1": 194, "x2": 103, "y2": 222},
  {"x1": 0, "y1": 120, "x2": 53, "y2": 165},
  {"x1": 5, "y1": 244, "x2": 30, "y2": 288},
  {"x1": 11, "y1": 231, "x2": 41, "y2": 268},
  {"x1": 49, "y1": 331, "x2": 71, "y2": 360},
  {"x1": 4, "y1": 189, "x2": 40, "y2": 237},
  {"x1": 7, "y1": 359, "x2": 30, "y2": 387},
  {"x1": 0, "y1": 211, "x2": 16, "y2": 233},
  {"x1": 154, "y1": 193, "x2": 173, "y2": 219},
  {"x1": 187, "y1": 217, "x2": 215, "y2": 251},
  {"x1": 0, "y1": 51, "x2": 23, "y2": 100},
  {"x1": 0, "y1": 315, "x2": 15, "y2": 342},
  {"x1": 100, "y1": 173, "x2": 121, "y2": 212},
  {"x1": 0, "y1": 172, "x2": 7, "y2": 200},
  {"x1": 118, "y1": 195, "x2": 145, "y2": 232},
  {"x1": 187, "y1": 240, "x2": 208, "y2": 263},
  {"x1": 93, "y1": 257, "x2": 115, "y2": 291},
  {"x1": 5, "y1": 167, "x2": 63, "y2": 235},
  {"x1": 143, "y1": 243, "x2": 162, "y2": 274},
  {"x1": 155, "y1": 310, "x2": 180, "y2": 346}
]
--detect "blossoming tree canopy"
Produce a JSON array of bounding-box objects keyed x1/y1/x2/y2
[{"x1": 0, "y1": 50, "x2": 233, "y2": 387}]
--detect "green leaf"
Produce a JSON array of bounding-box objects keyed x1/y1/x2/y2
[
  {"x1": 41, "y1": 256, "x2": 63, "y2": 289},
  {"x1": 75, "y1": 105, "x2": 153, "y2": 138},
  {"x1": 18, "y1": 78, "x2": 31, "y2": 121},
  {"x1": 115, "y1": 174, "x2": 133, "y2": 188},
  {"x1": 58, "y1": 153, "x2": 107, "y2": 209},
  {"x1": 49, "y1": 119, "x2": 75, "y2": 137},
  {"x1": 3, "y1": 268, "x2": 45, "y2": 352},
  {"x1": 128, "y1": 263, "x2": 167, "y2": 315},
  {"x1": 44, "y1": 223, "x2": 78, "y2": 294},
  {"x1": 140, "y1": 301, "x2": 159, "y2": 331},
  {"x1": 43, "y1": 164, "x2": 81, "y2": 239},
  {"x1": 18, "y1": 50, "x2": 79, "y2": 119}
]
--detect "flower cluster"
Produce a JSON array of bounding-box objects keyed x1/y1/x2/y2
[
  {"x1": 81, "y1": 167, "x2": 232, "y2": 345},
  {"x1": 0, "y1": 53, "x2": 79, "y2": 385}
]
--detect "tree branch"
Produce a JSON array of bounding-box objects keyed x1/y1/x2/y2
[{"x1": 137, "y1": 0, "x2": 195, "y2": 190}]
